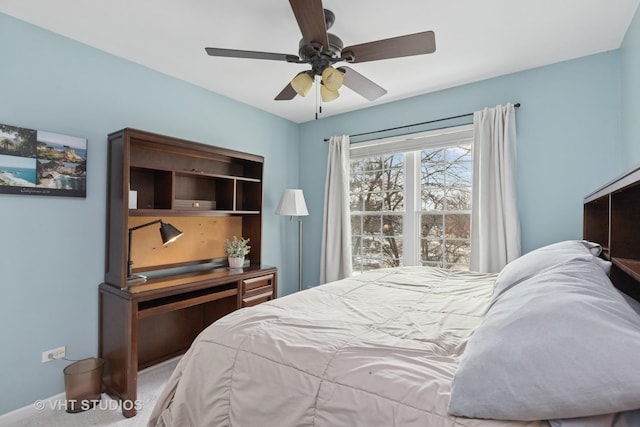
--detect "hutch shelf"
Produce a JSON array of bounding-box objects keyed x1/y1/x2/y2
[{"x1": 584, "y1": 163, "x2": 640, "y2": 300}]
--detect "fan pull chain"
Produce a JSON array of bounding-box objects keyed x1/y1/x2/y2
[{"x1": 315, "y1": 76, "x2": 321, "y2": 120}]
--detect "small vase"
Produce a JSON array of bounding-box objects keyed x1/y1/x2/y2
[{"x1": 228, "y1": 256, "x2": 244, "y2": 269}]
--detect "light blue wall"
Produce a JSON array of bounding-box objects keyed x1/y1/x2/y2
[
  {"x1": 1, "y1": 6, "x2": 637, "y2": 416},
  {"x1": 621, "y1": 5, "x2": 640, "y2": 167},
  {"x1": 299, "y1": 51, "x2": 622, "y2": 288},
  {"x1": 0, "y1": 13, "x2": 300, "y2": 414}
]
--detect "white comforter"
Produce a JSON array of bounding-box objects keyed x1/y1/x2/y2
[{"x1": 148, "y1": 266, "x2": 547, "y2": 427}]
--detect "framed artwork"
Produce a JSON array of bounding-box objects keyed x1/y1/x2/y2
[{"x1": 0, "y1": 123, "x2": 87, "y2": 197}]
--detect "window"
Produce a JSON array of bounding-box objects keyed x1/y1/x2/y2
[
  {"x1": 419, "y1": 144, "x2": 472, "y2": 268},
  {"x1": 349, "y1": 125, "x2": 473, "y2": 274},
  {"x1": 350, "y1": 153, "x2": 405, "y2": 271}
]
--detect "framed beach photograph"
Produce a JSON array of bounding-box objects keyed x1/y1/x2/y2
[{"x1": 0, "y1": 123, "x2": 87, "y2": 197}]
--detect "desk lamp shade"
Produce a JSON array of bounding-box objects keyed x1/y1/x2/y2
[{"x1": 159, "y1": 221, "x2": 183, "y2": 245}]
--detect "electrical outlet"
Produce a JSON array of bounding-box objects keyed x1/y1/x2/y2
[{"x1": 42, "y1": 346, "x2": 66, "y2": 363}]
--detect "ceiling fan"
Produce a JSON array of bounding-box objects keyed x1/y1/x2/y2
[{"x1": 205, "y1": 0, "x2": 436, "y2": 103}]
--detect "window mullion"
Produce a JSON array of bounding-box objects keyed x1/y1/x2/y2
[{"x1": 403, "y1": 151, "x2": 419, "y2": 265}]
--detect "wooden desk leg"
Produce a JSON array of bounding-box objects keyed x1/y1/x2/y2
[
  {"x1": 124, "y1": 300, "x2": 139, "y2": 418},
  {"x1": 99, "y1": 289, "x2": 139, "y2": 418}
]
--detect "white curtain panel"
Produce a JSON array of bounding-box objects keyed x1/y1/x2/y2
[
  {"x1": 320, "y1": 135, "x2": 352, "y2": 284},
  {"x1": 470, "y1": 103, "x2": 521, "y2": 273}
]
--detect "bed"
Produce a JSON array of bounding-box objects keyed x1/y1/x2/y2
[{"x1": 148, "y1": 168, "x2": 640, "y2": 427}]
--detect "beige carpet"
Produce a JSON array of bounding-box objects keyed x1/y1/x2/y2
[{"x1": 8, "y1": 357, "x2": 179, "y2": 427}]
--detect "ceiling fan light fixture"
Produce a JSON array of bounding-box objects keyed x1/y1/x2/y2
[
  {"x1": 291, "y1": 72, "x2": 313, "y2": 97},
  {"x1": 321, "y1": 85, "x2": 340, "y2": 102},
  {"x1": 205, "y1": 4, "x2": 437, "y2": 109},
  {"x1": 321, "y1": 67, "x2": 344, "y2": 91}
]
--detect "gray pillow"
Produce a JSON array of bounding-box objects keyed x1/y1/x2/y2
[
  {"x1": 492, "y1": 240, "x2": 609, "y2": 299},
  {"x1": 550, "y1": 410, "x2": 640, "y2": 427},
  {"x1": 549, "y1": 414, "x2": 615, "y2": 427},
  {"x1": 448, "y1": 258, "x2": 640, "y2": 420}
]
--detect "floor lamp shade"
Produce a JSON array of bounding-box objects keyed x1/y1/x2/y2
[{"x1": 275, "y1": 189, "x2": 309, "y2": 217}]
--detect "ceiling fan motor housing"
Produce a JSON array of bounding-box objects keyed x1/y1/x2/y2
[
  {"x1": 298, "y1": 32, "x2": 344, "y2": 76},
  {"x1": 205, "y1": 1, "x2": 433, "y2": 102}
]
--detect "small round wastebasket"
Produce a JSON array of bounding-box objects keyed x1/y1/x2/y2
[{"x1": 63, "y1": 357, "x2": 104, "y2": 413}]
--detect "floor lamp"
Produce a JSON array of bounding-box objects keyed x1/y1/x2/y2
[{"x1": 276, "y1": 189, "x2": 309, "y2": 292}]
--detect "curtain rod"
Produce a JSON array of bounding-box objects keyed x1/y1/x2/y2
[{"x1": 323, "y1": 102, "x2": 520, "y2": 142}]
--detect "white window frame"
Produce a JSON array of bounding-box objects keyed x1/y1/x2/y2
[{"x1": 349, "y1": 124, "x2": 473, "y2": 269}]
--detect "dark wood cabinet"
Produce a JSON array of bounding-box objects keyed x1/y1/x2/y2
[
  {"x1": 99, "y1": 128, "x2": 276, "y2": 417},
  {"x1": 584, "y1": 164, "x2": 640, "y2": 300}
]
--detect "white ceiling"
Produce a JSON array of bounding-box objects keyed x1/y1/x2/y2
[{"x1": 1, "y1": 0, "x2": 639, "y2": 123}]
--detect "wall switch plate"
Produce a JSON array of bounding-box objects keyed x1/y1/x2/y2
[{"x1": 42, "y1": 346, "x2": 66, "y2": 363}]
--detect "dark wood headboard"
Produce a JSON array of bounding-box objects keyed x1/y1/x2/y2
[{"x1": 584, "y1": 164, "x2": 640, "y2": 302}]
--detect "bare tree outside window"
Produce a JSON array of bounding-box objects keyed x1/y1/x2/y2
[
  {"x1": 350, "y1": 143, "x2": 472, "y2": 274},
  {"x1": 420, "y1": 145, "x2": 472, "y2": 268},
  {"x1": 350, "y1": 154, "x2": 404, "y2": 272}
]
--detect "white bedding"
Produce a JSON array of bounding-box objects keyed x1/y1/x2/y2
[{"x1": 148, "y1": 266, "x2": 547, "y2": 427}]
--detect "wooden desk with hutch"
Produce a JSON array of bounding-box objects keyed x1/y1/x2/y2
[{"x1": 99, "y1": 128, "x2": 277, "y2": 417}]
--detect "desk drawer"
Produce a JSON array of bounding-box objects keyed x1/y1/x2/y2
[
  {"x1": 242, "y1": 274, "x2": 275, "y2": 307},
  {"x1": 242, "y1": 289, "x2": 273, "y2": 307}
]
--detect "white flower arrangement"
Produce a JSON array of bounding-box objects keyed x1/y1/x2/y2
[{"x1": 224, "y1": 236, "x2": 251, "y2": 258}]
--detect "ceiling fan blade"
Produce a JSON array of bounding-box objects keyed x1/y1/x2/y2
[
  {"x1": 338, "y1": 66, "x2": 387, "y2": 101},
  {"x1": 342, "y1": 31, "x2": 436, "y2": 63},
  {"x1": 289, "y1": 0, "x2": 330, "y2": 49},
  {"x1": 205, "y1": 47, "x2": 296, "y2": 62},
  {"x1": 275, "y1": 83, "x2": 298, "y2": 101}
]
